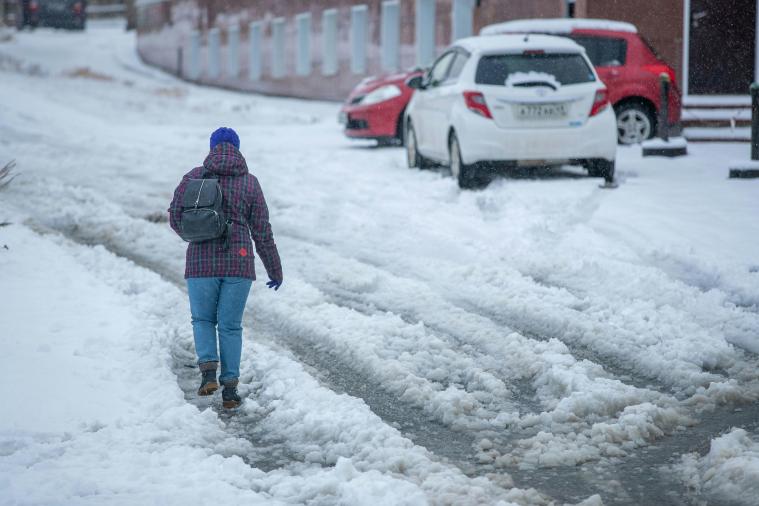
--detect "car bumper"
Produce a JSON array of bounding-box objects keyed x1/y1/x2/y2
[
  {"x1": 456, "y1": 106, "x2": 617, "y2": 165},
  {"x1": 340, "y1": 99, "x2": 405, "y2": 139}
]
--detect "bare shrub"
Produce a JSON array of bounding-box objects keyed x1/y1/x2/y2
[
  {"x1": 0, "y1": 160, "x2": 17, "y2": 191},
  {"x1": 64, "y1": 67, "x2": 114, "y2": 81}
]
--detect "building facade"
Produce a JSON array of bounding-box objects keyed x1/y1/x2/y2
[
  {"x1": 135, "y1": 0, "x2": 563, "y2": 100},
  {"x1": 135, "y1": 0, "x2": 756, "y2": 104}
]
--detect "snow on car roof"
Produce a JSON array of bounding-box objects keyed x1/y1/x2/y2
[
  {"x1": 480, "y1": 18, "x2": 638, "y2": 36},
  {"x1": 455, "y1": 34, "x2": 585, "y2": 55}
]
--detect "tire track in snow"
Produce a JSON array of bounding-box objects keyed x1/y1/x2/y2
[
  {"x1": 282, "y1": 225, "x2": 750, "y2": 399},
  {"x1": 24, "y1": 214, "x2": 543, "y2": 504},
  {"x1": 20, "y1": 215, "x2": 529, "y2": 485},
  {"x1": 277, "y1": 230, "x2": 673, "y2": 396},
  {"x1": 23, "y1": 190, "x2": 759, "y2": 506},
  {"x1": 11, "y1": 158, "x2": 756, "y2": 506},
  {"x1": 19, "y1": 194, "x2": 679, "y2": 503}
]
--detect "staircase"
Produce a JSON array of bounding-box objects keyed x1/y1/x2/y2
[{"x1": 682, "y1": 96, "x2": 751, "y2": 142}]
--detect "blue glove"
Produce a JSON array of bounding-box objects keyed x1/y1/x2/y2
[{"x1": 266, "y1": 279, "x2": 282, "y2": 291}]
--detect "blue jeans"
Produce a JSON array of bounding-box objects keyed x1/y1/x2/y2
[{"x1": 186, "y1": 277, "x2": 253, "y2": 383}]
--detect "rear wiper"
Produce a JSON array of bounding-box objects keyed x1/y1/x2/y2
[{"x1": 512, "y1": 81, "x2": 558, "y2": 91}]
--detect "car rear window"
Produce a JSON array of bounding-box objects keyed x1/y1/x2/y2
[
  {"x1": 569, "y1": 36, "x2": 627, "y2": 67},
  {"x1": 475, "y1": 53, "x2": 596, "y2": 86}
]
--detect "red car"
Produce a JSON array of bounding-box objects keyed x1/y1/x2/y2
[
  {"x1": 340, "y1": 19, "x2": 681, "y2": 146},
  {"x1": 480, "y1": 19, "x2": 682, "y2": 144},
  {"x1": 339, "y1": 70, "x2": 422, "y2": 145}
]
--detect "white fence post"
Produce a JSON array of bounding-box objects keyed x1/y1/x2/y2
[
  {"x1": 381, "y1": 1, "x2": 400, "y2": 71},
  {"x1": 208, "y1": 28, "x2": 221, "y2": 79},
  {"x1": 322, "y1": 9, "x2": 338, "y2": 76},
  {"x1": 249, "y1": 21, "x2": 263, "y2": 81},
  {"x1": 416, "y1": 0, "x2": 436, "y2": 67},
  {"x1": 351, "y1": 5, "x2": 368, "y2": 74},
  {"x1": 271, "y1": 17, "x2": 286, "y2": 78},
  {"x1": 188, "y1": 31, "x2": 200, "y2": 80},
  {"x1": 296, "y1": 12, "x2": 311, "y2": 76},
  {"x1": 228, "y1": 25, "x2": 239, "y2": 78}
]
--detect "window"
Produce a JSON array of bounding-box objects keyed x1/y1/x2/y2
[
  {"x1": 322, "y1": 9, "x2": 338, "y2": 76},
  {"x1": 271, "y1": 18, "x2": 286, "y2": 78},
  {"x1": 351, "y1": 5, "x2": 368, "y2": 74},
  {"x1": 296, "y1": 13, "x2": 311, "y2": 76},
  {"x1": 381, "y1": 1, "x2": 400, "y2": 71},
  {"x1": 228, "y1": 25, "x2": 240, "y2": 78},
  {"x1": 416, "y1": 0, "x2": 435, "y2": 66},
  {"x1": 428, "y1": 51, "x2": 455, "y2": 86},
  {"x1": 447, "y1": 51, "x2": 469, "y2": 80},
  {"x1": 208, "y1": 28, "x2": 220, "y2": 78},
  {"x1": 249, "y1": 21, "x2": 263, "y2": 81},
  {"x1": 475, "y1": 53, "x2": 596, "y2": 86},
  {"x1": 570, "y1": 36, "x2": 627, "y2": 67}
]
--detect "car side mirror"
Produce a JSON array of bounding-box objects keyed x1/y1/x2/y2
[{"x1": 406, "y1": 75, "x2": 425, "y2": 90}]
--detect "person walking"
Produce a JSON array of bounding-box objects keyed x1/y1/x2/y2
[{"x1": 169, "y1": 127, "x2": 282, "y2": 408}]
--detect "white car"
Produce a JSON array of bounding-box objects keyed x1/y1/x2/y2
[{"x1": 404, "y1": 34, "x2": 617, "y2": 188}]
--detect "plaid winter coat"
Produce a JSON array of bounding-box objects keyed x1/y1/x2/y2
[{"x1": 169, "y1": 143, "x2": 283, "y2": 281}]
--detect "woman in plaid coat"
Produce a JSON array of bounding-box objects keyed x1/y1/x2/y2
[{"x1": 169, "y1": 127, "x2": 282, "y2": 408}]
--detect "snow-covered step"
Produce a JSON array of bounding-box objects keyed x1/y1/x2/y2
[
  {"x1": 684, "y1": 126, "x2": 750, "y2": 142},
  {"x1": 681, "y1": 99, "x2": 752, "y2": 141}
]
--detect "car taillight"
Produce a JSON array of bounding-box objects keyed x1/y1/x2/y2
[
  {"x1": 642, "y1": 64, "x2": 677, "y2": 87},
  {"x1": 589, "y1": 88, "x2": 609, "y2": 117},
  {"x1": 463, "y1": 91, "x2": 492, "y2": 119},
  {"x1": 73, "y1": 1, "x2": 83, "y2": 13}
]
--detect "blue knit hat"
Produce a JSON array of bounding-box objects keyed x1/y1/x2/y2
[{"x1": 210, "y1": 127, "x2": 240, "y2": 151}]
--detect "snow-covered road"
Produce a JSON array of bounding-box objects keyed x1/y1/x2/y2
[{"x1": 1, "y1": 21, "x2": 759, "y2": 506}]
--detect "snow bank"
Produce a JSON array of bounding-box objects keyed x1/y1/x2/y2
[{"x1": 676, "y1": 428, "x2": 759, "y2": 505}]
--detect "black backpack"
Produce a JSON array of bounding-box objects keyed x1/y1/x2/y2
[{"x1": 179, "y1": 172, "x2": 229, "y2": 243}]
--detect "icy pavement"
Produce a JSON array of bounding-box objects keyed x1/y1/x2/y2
[{"x1": 1, "y1": 20, "x2": 759, "y2": 505}]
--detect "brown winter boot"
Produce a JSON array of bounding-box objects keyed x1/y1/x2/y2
[
  {"x1": 221, "y1": 379, "x2": 241, "y2": 409},
  {"x1": 197, "y1": 361, "x2": 219, "y2": 396}
]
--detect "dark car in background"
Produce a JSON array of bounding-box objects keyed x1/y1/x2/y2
[
  {"x1": 481, "y1": 19, "x2": 682, "y2": 145},
  {"x1": 17, "y1": 0, "x2": 87, "y2": 30}
]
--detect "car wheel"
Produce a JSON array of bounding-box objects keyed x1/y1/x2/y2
[
  {"x1": 587, "y1": 159, "x2": 615, "y2": 183},
  {"x1": 449, "y1": 133, "x2": 478, "y2": 189},
  {"x1": 405, "y1": 122, "x2": 428, "y2": 169},
  {"x1": 615, "y1": 102, "x2": 654, "y2": 145}
]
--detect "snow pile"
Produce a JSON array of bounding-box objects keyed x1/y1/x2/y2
[{"x1": 676, "y1": 428, "x2": 759, "y2": 505}]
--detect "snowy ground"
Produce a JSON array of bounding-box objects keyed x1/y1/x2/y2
[{"x1": 1, "y1": 20, "x2": 759, "y2": 506}]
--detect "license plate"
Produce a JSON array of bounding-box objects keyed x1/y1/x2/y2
[
  {"x1": 516, "y1": 103, "x2": 568, "y2": 119},
  {"x1": 338, "y1": 112, "x2": 348, "y2": 125}
]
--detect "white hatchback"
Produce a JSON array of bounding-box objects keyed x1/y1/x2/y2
[{"x1": 404, "y1": 34, "x2": 617, "y2": 188}]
